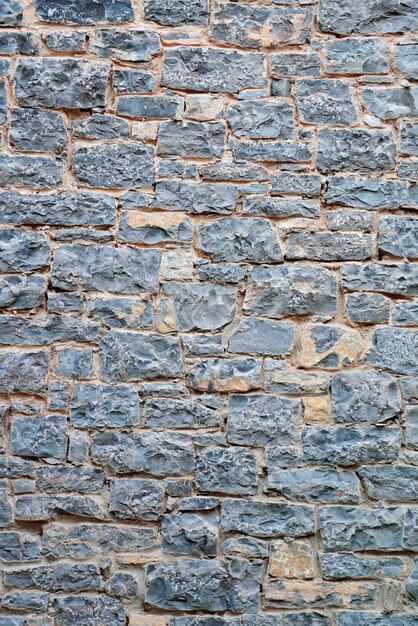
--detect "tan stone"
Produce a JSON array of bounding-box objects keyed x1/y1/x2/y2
[
  {"x1": 161, "y1": 249, "x2": 193, "y2": 280},
  {"x1": 264, "y1": 580, "x2": 378, "y2": 609},
  {"x1": 130, "y1": 616, "x2": 167, "y2": 626},
  {"x1": 116, "y1": 552, "x2": 161, "y2": 565},
  {"x1": 303, "y1": 395, "x2": 331, "y2": 424},
  {"x1": 269, "y1": 539, "x2": 314, "y2": 579},
  {"x1": 126, "y1": 212, "x2": 186, "y2": 230},
  {"x1": 295, "y1": 324, "x2": 364, "y2": 369},
  {"x1": 131, "y1": 121, "x2": 158, "y2": 141},
  {"x1": 184, "y1": 94, "x2": 224, "y2": 121}
]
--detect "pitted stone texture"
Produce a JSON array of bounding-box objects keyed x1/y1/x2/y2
[
  {"x1": 326, "y1": 176, "x2": 409, "y2": 210},
  {"x1": 10, "y1": 109, "x2": 67, "y2": 153},
  {"x1": 296, "y1": 80, "x2": 357, "y2": 126},
  {"x1": 318, "y1": 0, "x2": 418, "y2": 34},
  {"x1": 153, "y1": 181, "x2": 238, "y2": 215},
  {"x1": 34, "y1": 0, "x2": 134, "y2": 24},
  {"x1": 226, "y1": 100, "x2": 294, "y2": 140},
  {"x1": 228, "y1": 319, "x2": 294, "y2": 357},
  {"x1": 188, "y1": 358, "x2": 262, "y2": 393},
  {"x1": 324, "y1": 38, "x2": 390, "y2": 74},
  {"x1": 287, "y1": 232, "x2": 372, "y2": 262},
  {"x1": 0, "y1": 350, "x2": 48, "y2": 393},
  {"x1": 366, "y1": 328, "x2": 418, "y2": 375},
  {"x1": 158, "y1": 121, "x2": 225, "y2": 158},
  {"x1": 11, "y1": 415, "x2": 67, "y2": 460},
  {"x1": 317, "y1": 129, "x2": 396, "y2": 174},
  {"x1": 379, "y1": 216, "x2": 418, "y2": 258},
  {"x1": 70, "y1": 384, "x2": 139, "y2": 429},
  {"x1": 143, "y1": 0, "x2": 208, "y2": 26},
  {"x1": 332, "y1": 372, "x2": 401, "y2": 424},
  {"x1": 342, "y1": 263, "x2": 418, "y2": 297},
  {"x1": 162, "y1": 513, "x2": 218, "y2": 556},
  {"x1": 110, "y1": 478, "x2": 164, "y2": 521},
  {"x1": 54, "y1": 596, "x2": 126, "y2": 626},
  {"x1": 90, "y1": 29, "x2": 160, "y2": 62},
  {"x1": 267, "y1": 468, "x2": 360, "y2": 504},
  {"x1": 196, "y1": 446, "x2": 258, "y2": 495}
]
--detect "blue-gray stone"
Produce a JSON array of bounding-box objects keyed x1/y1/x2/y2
[
  {"x1": 92, "y1": 430, "x2": 194, "y2": 476},
  {"x1": 198, "y1": 217, "x2": 282, "y2": 263},
  {"x1": 0, "y1": 531, "x2": 39, "y2": 562},
  {"x1": 10, "y1": 108, "x2": 67, "y2": 153},
  {"x1": 90, "y1": 29, "x2": 160, "y2": 61},
  {"x1": 332, "y1": 371, "x2": 401, "y2": 424},
  {"x1": 117, "y1": 95, "x2": 181, "y2": 119},
  {"x1": 162, "y1": 47, "x2": 267, "y2": 94},
  {"x1": 379, "y1": 216, "x2": 418, "y2": 258},
  {"x1": 406, "y1": 559, "x2": 418, "y2": 604},
  {"x1": 287, "y1": 232, "x2": 372, "y2": 261},
  {"x1": 0, "y1": 457, "x2": 34, "y2": 479},
  {"x1": 104, "y1": 572, "x2": 138, "y2": 599},
  {"x1": 337, "y1": 612, "x2": 418, "y2": 626},
  {"x1": 271, "y1": 78, "x2": 291, "y2": 97},
  {"x1": 196, "y1": 446, "x2": 258, "y2": 495},
  {"x1": 15, "y1": 495, "x2": 105, "y2": 521},
  {"x1": 267, "y1": 468, "x2": 360, "y2": 504},
  {"x1": 319, "y1": 506, "x2": 418, "y2": 552},
  {"x1": 48, "y1": 381, "x2": 70, "y2": 412},
  {"x1": 171, "y1": 619, "x2": 240, "y2": 626},
  {"x1": 328, "y1": 209, "x2": 374, "y2": 232},
  {"x1": 197, "y1": 263, "x2": 247, "y2": 284},
  {"x1": 153, "y1": 181, "x2": 238, "y2": 214},
  {"x1": 110, "y1": 478, "x2": 164, "y2": 521},
  {"x1": 272, "y1": 173, "x2": 321, "y2": 197},
  {"x1": 0, "y1": 484, "x2": 12, "y2": 527},
  {"x1": 363, "y1": 87, "x2": 418, "y2": 119},
  {"x1": 52, "y1": 244, "x2": 160, "y2": 294},
  {"x1": 34, "y1": 0, "x2": 134, "y2": 24},
  {"x1": 244, "y1": 265, "x2": 337, "y2": 318},
  {"x1": 36, "y1": 466, "x2": 104, "y2": 494},
  {"x1": 162, "y1": 513, "x2": 218, "y2": 556},
  {"x1": 345, "y1": 293, "x2": 390, "y2": 324},
  {"x1": 358, "y1": 466, "x2": 418, "y2": 501},
  {"x1": 72, "y1": 141, "x2": 154, "y2": 189},
  {"x1": 202, "y1": 162, "x2": 269, "y2": 182},
  {"x1": 366, "y1": 328, "x2": 418, "y2": 375},
  {"x1": 325, "y1": 38, "x2": 389, "y2": 74},
  {"x1": 230, "y1": 139, "x2": 311, "y2": 164},
  {"x1": 326, "y1": 176, "x2": 409, "y2": 209},
  {"x1": 11, "y1": 415, "x2": 67, "y2": 460},
  {"x1": 393, "y1": 302, "x2": 418, "y2": 326},
  {"x1": 224, "y1": 537, "x2": 269, "y2": 560},
  {"x1": 2, "y1": 591, "x2": 49, "y2": 612},
  {"x1": 72, "y1": 113, "x2": 129, "y2": 139},
  {"x1": 178, "y1": 497, "x2": 219, "y2": 512},
  {"x1": 87, "y1": 295, "x2": 153, "y2": 329},
  {"x1": 342, "y1": 263, "x2": 418, "y2": 296},
  {"x1": 0, "y1": 79, "x2": 6, "y2": 126},
  {"x1": 318, "y1": 0, "x2": 418, "y2": 34},
  {"x1": 71, "y1": 383, "x2": 139, "y2": 429},
  {"x1": 55, "y1": 348, "x2": 93, "y2": 380},
  {"x1": 296, "y1": 79, "x2": 357, "y2": 125},
  {"x1": 271, "y1": 53, "x2": 320, "y2": 77},
  {"x1": 228, "y1": 394, "x2": 301, "y2": 446},
  {"x1": 182, "y1": 333, "x2": 223, "y2": 356},
  {"x1": 165, "y1": 479, "x2": 193, "y2": 497},
  {"x1": 54, "y1": 596, "x2": 126, "y2": 626},
  {"x1": 0, "y1": 154, "x2": 63, "y2": 189},
  {"x1": 0, "y1": 31, "x2": 39, "y2": 54},
  {"x1": 401, "y1": 121, "x2": 418, "y2": 155},
  {"x1": 321, "y1": 553, "x2": 408, "y2": 580},
  {"x1": 13, "y1": 59, "x2": 109, "y2": 109},
  {"x1": 302, "y1": 426, "x2": 401, "y2": 466},
  {"x1": 317, "y1": 129, "x2": 396, "y2": 173},
  {"x1": 146, "y1": 558, "x2": 262, "y2": 612},
  {"x1": 159, "y1": 160, "x2": 197, "y2": 180},
  {"x1": 187, "y1": 358, "x2": 262, "y2": 393},
  {"x1": 68, "y1": 433, "x2": 89, "y2": 464},
  {"x1": 145, "y1": 397, "x2": 220, "y2": 429},
  {"x1": 158, "y1": 121, "x2": 225, "y2": 158},
  {"x1": 399, "y1": 157, "x2": 418, "y2": 180},
  {"x1": 0, "y1": 350, "x2": 48, "y2": 393},
  {"x1": 221, "y1": 499, "x2": 315, "y2": 538},
  {"x1": 113, "y1": 68, "x2": 157, "y2": 94},
  {"x1": 243, "y1": 196, "x2": 320, "y2": 218},
  {"x1": 46, "y1": 31, "x2": 85, "y2": 52},
  {"x1": 228, "y1": 319, "x2": 294, "y2": 357},
  {"x1": 395, "y1": 44, "x2": 418, "y2": 79},
  {"x1": 143, "y1": 0, "x2": 208, "y2": 25},
  {"x1": 0, "y1": 0, "x2": 22, "y2": 24},
  {"x1": 0, "y1": 314, "x2": 99, "y2": 345},
  {"x1": 284, "y1": 616, "x2": 330, "y2": 626},
  {"x1": 226, "y1": 100, "x2": 294, "y2": 140},
  {"x1": 210, "y1": 2, "x2": 312, "y2": 47},
  {"x1": 265, "y1": 447, "x2": 303, "y2": 471},
  {"x1": 0, "y1": 275, "x2": 46, "y2": 310}
]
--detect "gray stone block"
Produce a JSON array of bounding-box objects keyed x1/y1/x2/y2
[
  {"x1": 379, "y1": 216, "x2": 418, "y2": 258},
  {"x1": 325, "y1": 37, "x2": 389, "y2": 74},
  {"x1": 87, "y1": 295, "x2": 152, "y2": 329},
  {"x1": 153, "y1": 181, "x2": 238, "y2": 214},
  {"x1": 287, "y1": 232, "x2": 372, "y2": 261},
  {"x1": 345, "y1": 293, "x2": 390, "y2": 324},
  {"x1": 143, "y1": 0, "x2": 208, "y2": 25},
  {"x1": 0, "y1": 275, "x2": 46, "y2": 310},
  {"x1": 332, "y1": 372, "x2": 401, "y2": 424},
  {"x1": 72, "y1": 114, "x2": 129, "y2": 139},
  {"x1": 196, "y1": 446, "x2": 258, "y2": 495},
  {"x1": 162, "y1": 512, "x2": 218, "y2": 555},
  {"x1": 90, "y1": 28, "x2": 160, "y2": 61},
  {"x1": 317, "y1": 129, "x2": 396, "y2": 173},
  {"x1": 10, "y1": 109, "x2": 67, "y2": 153},
  {"x1": 113, "y1": 69, "x2": 156, "y2": 94},
  {"x1": 226, "y1": 100, "x2": 294, "y2": 140},
  {"x1": 326, "y1": 176, "x2": 409, "y2": 209},
  {"x1": 55, "y1": 348, "x2": 93, "y2": 380},
  {"x1": 54, "y1": 596, "x2": 126, "y2": 626},
  {"x1": 36, "y1": 466, "x2": 105, "y2": 494},
  {"x1": 0, "y1": 350, "x2": 48, "y2": 393},
  {"x1": 401, "y1": 121, "x2": 418, "y2": 155},
  {"x1": 342, "y1": 263, "x2": 418, "y2": 296},
  {"x1": 187, "y1": 358, "x2": 262, "y2": 392},
  {"x1": 0, "y1": 154, "x2": 63, "y2": 189},
  {"x1": 271, "y1": 53, "x2": 320, "y2": 78},
  {"x1": 11, "y1": 415, "x2": 67, "y2": 460},
  {"x1": 230, "y1": 139, "x2": 311, "y2": 164},
  {"x1": 366, "y1": 328, "x2": 418, "y2": 374},
  {"x1": 34, "y1": 0, "x2": 134, "y2": 24},
  {"x1": 243, "y1": 196, "x2": 320, "y2": 218},
  {"x1": 395, "y1": 44, "x2": 418, "y2": 79},
  {"x1": 110, "y1": 478, "x2": 164, "y2": 521},
  {"x1": 267, "y1": 468, "x2": 360, "y2": 504},
  {"x1": 363, "y1": 87, "x2": 418, "y2": 120},
  {"x1": 296, "y1": 80, "x2": 357, "y2": 125},
  {"x1": 2, "y1": 591, "x2": 49, "y2": 612},
  {"x1": 145, "y1": 397, "x2": 220, "y2": 429},
  {"x1": 71, "y1": 383, "x2": 139, "y2": 429},
  {"x1": 272, "y1": 173, "x2": 321, "y2": 197},
  {"x1": 228, "y1": 319, "x2": 295, "y2": 357},
  {"x1": 321, "y1": 553, "x2": 408, "y2": 580},
  {"x1": 318, "y1": 0, "x2": 418, "y2": 34},
  {"x1": 0, "y1": 0, "x2": 22, "y2": 24},
  {"x1": 158, "y1": 121, "x2": 225, "y2": 158}
]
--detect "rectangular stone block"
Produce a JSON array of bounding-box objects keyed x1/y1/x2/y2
[
  {"x1": 287, "y1": 232, "x2": 372, "y2": 261},
  {"x1": 317, "y1": 129, "x2": 396, "y2": 174},
  {"x1": 187, "y1": 358, "x2": 262, "y2": 392},
  {"x1": 70, "y1": 383, "x2": 139, "y2": 429},
  {"x1": 90, "y1": 29, "x2": 160, "y2": 62},
  {"x1": 153, "y1": 181, "x2": 238, "y2": 214},
  {"x1": 264, "y1": 580, "x2": 378, "y2": 609},
  {"x1": 34, "y1": 0, "x2": 134, "y2": 24},
  {"x1": 342, "y1": 263, "x2": 418, "y2": 296},
  {"x1": 11, "y1": 416, "x2": 67, "y2": 460},
  {"x1": 318, "y1": 0, "x2": 418, "y2": 34},
  {"x1": 0, "y1": 350, "x2": 48, "y2": 394},
  {"x1": 267, "y1": 468, "x2": 360, "y2": 504}
]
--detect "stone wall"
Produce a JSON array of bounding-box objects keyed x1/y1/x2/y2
[{"x1": 0, "y1": 0, "x2": 418, "y2": 624}]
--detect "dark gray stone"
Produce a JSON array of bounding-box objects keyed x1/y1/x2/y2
[
  {"x1": 0, "y1": 229, "x2": 50, "y2": 272},
  {"x1": 401, "y1": 121, "x2": 418, "y2": 155},
  {"x1": 0, "y1": 531, "x2": 39, "y2": 562},
  {"x1": 0, "y1": 31, "x2": 39, "y2": 54},
  {"x1": 197, "y1": 263, "x2": 247, "y2": 284},
  {"x1": 15, "y1": 495, "x2": 105, "y2": 521},
  {"x1": 0, "y1": 275, "x2": 46, "y2": 310},
  {"x1": 10, "y1": 109, "x2": 67, "y2": 153},
  {"x1": 13, "y1": 59, "x2": 109, "y2": 109},
  {"x1": 296, "y1": 79, "x2": 357, "y2": 125},
  {"x1": 36, "y1": 466, "x2": 104, "y2": 494},
  {"x1": 337, "y1": 612, "x2": 418, "y2": 625},
  {"x1": 146, "y1": 558, "x2": 262, "y2": 612},
  {"x1": 2, "y1": 591, "x2": 49, "y2": 612},
  {"x1": 54, "y1": 596, "x2": 126, "y2": 626},
  {"x1": 302, "y1": 426, "x2": 401, "y2": 466},
  {"x1": 342, "y1": 263, "x2": 418, "y2": 296},
  {"x1": 230, "y1": 139, "x2": 311, "y2": 164},
  {"x1": 153, "y1": 181, "x2": 238, "y2": 214},
  {"x1": 55, "y1": 348, "x2": 93, "y2": 380},
  {"x1": 90, "y1": 29, "x2": 160, "y2": 61},
  {"x1": 332, "y1": 372, "x2": 401, "y2": 424},
  {"x1": 284, "y1": 616, "x2": 330, "y2": 626},
  {"x1": 243, "y1": 196, "x2": 320, "y2": 218},
  {"x1": 0, "y1": 315, "x2": 98, "y2": 346},
  {"x1": 271, "y1": 53, "x2": 320, "y2": 78},
  {"x1": 228, "y1": 319, "x2": 294, "y2": 357},
  {"x1": 328, "y1": 209, "x2": 374, "y2": 233},
  {"x1": 267, "y1": 468, "x2": 360, "y2": 504},
  {"x1": 224, "y1": 536, "x2": 269, "y2": 560},
  {"x1": 202, "y1": 162, "x2": 268, "y2": 182},
  {"x1": 113, "y1": 69, "x2": 157, "y2": 94},
  {"x1": 4, "y1": 562, "x2": 100, "y2": 592},
  {"x1": 145, "y1": 397, "x2": 220, "y2": 429},
  {"x1": 34, "y1": 0, "x2": 134, "y2": 24},
  {"x1": 162, "y1": 513, "x2": 218, "y2": 556},
  {"x1": 117, "y1": 95, "x2": 180, "y2": 119},
  {"x1": 325, "y1": 37, "x2": 390, "y2": 74},
  {"x1": 73, "y1": 114, "x2": 129, "y2": 139},
  {"x1": 318, "y1": 0, "x2": 418, "y2": 34},
  {"x1": 393, "y1": 302, "x2": 418, "y2": 326},
  {"x1": 87, "y1": 296, "x2": 153, "y2": 329},
  {"x1": 46, "y1": 31, "x2": 85, "y2": 52},
  {"x1": 345, "y1": 293, "x2": 390, "y2": 324},
  {"x1": 110, "y1": 478, "x2": 164, "y2": 521},
  {"x1": 395, "y1": 44, "x2": 418, "y2": 79},
  {"x1": 143, "y1": 0, "x2": 208, "y2": 25},
  {"x1": 158, "y1": 121, "x2": 224, "y2": 158},
  {"x1": 226, "y1": 100, "x2": 294, "y2": 140},
  {"x1": 272, "y1": 173, "x2": 321, "y2": 197},
  {"x1": 0, "y1": 0, "x2": 22, "y2": 24},
  {"x1": 326, "y1": 176, "x2": 409, "y2": 210},
  {"x1": 196, "y1": 446, "x2": 258, "y2": 495},
  {"x1": 321, "y1": 553, "x2": 408, "y2": 580},
  {"x1": 317, "y1": 129, "x2": 396, "y2": 173},
  {"x1": 72, "y1": 142, "x2": 154, "y2": 189},
  {"x1": 104, "y1": 572, "x2": 138, "y2": 599},
  {"x1": 11, "y1": 415, "x2": 67, "y2": 460},
  {"x1": 359, "y1": 466, "x2": 418, "y2": 501},
  {"x1": 287, "y1": 232, "x2": 372, "y2": 261},
  {"x1": 379, "y1": 216, "x2": 418, "y2": 258},
  {"x1": 366, "y1": 328, "x2": 418, "y2": 375},
  {"x1": 363, "y1": 87, "x2": 418, "y2": 120},
  {"x1": 0, "y1": 350, "x2": 48, "y2": 393},
  {"x1": 119, "y1": 212, "x2": 192, "y2": 245},
  {"x1": 0, "y1": 154, "x2": 63, "y2": 190},
  {"x1": 71, "y1": 383, "x2": 139, "y2": 429},
  {"x1": 0, "y1": 484, "x2": 12, "y2": 527}
]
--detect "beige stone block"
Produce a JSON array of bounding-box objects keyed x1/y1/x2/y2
[
  {"x1": 264, "y1": 580, "x2": 378, "y2": 609},
  {"x1": 269, "y1": 539, "x2": 314, "y2": 579},
  {"x1": 303, "y1": 395, "x2": 331, "y2": 424},
  {"x1": 130, "y1": 616, "x2": 167, "y2": 626},
  {"x1": 161, "y1": 249, "x2": 193, "y2": 280},
  {"x1": 184, "y1": 95, "x2": 224, "y2": 121},
  {"x1": 132, "y1": 121, "x2": 159, "y2": 141}
]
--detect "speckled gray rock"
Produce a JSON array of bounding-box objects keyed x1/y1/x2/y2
[
  {"x1": 393, "y1": 302, "x2": 418, "y2": 326},
  {"x1": 244, "y1": 265, "x2": 337, "y2": 318},
  {"x1": 162, "y1": 47, "x2": 266, "y2": 94},
  {"x1": 337, "y1": 614, "x2": 418, "y2": 626},
  {"x1": 11, "y1": 415, "x2": 67, "y2": 460},
  {"x1": 210, "y1": 2, "x2": 312, "y2": 47},
  {"x1": 46, "y1": 31, "x2": 85, "y2": 52},
  {"x1": 99, "y1": 331, "x2": 182, "y2": 381},
  {"x1": 319, "y1": 506, "x2": 418, "y2": 552},
  {"x1": 342, "y1": 263, "x2": 418, "y2": 296},
  {"x1": 13, "y1": 59, "x2": 109, "y2": 109},
  {"x1": 91, "y1": 430, "x2": 194, "y2": 476},
  {"x1": 117, "y1": 95, "x2": 180, "y2": 119},
  {"x1": 328, "y1": 209, "x2": 374, "y2": 233},
  {"x1": 198, "y1": 217, "x2": 282, "y2": 263},
  {"x1": 153, "y1": 181, "x2": 238, "y2": 214},
  {"x1": 226, "y1": 100, "x2": 294, "y2": 140},
  {"x1": 0, "y1": 314, "x2": 99, "y2": 346},
  {"x1": 272, "y1": 173, "x2": 321, "y2": 197},
  {"x1": 146, "y1": 558, "x2": 262, "y2": 612},
  {"x1": 243, "y1": 196, "x2": 320, "y2": 218},
  {"x1": 15, "y1": 494, "x2": 105, "y2": 522},
  {"x1": 228, "y1": 394, "x2": 302, "y2": 446},
  {"x1": 302, "y1": 426, "x2": 401, "y2": 466},
  {"x1": 395, "y1": 44, "x2": 418, "y2": 79},
  {"x1": 52, "y1": 244, "x2": 161, "y2": 294},
  {"x1": 0, "y1": 350, "x2": 48, "y2": 393},
  {"x1": 162, "y1": 512, "x2": 218, "y2": 556},
  {"x1": 90, "y1": 28, "x2": 160, "y2": 61},
  {"x1": 70, "y1": 383, "x2": 139, "y2": 429},
  {"x1": 145, "y1": 397, "x2": 220, "y2": 429},
  {"x1": 196, "y1": 446, "x2": 258, "y2": 495},
  {"x1": 228, "y1": 319, "x2": 294, "y2": 357},
  {"x1": 296, "y1": 80, "x2": 357, "y2": 125},
  {"x1": 113, "y1": 69, "x2": 156, "y2": 94},
  {"x1": 287, "y1": 232, "x2": 372, "y2": 261},
  {"x1": 188, "y1": 358, "x2": 262, "y2": 393},
  {"x1": 73, "y1": 142, "x2": 154, "y2": 189},
  {"x1": 10, "y1": 109, "x2": 67, "y2": 153},
  {"x1": 55, "y1": 348, "x2": 93, "y2": 379},
  {"x1": 36, "y1": 466, "x2": 104, "y2": 494},
  {"x1": 325, "y1": 38, "x2": 389, "y2": 74},
  {"x1": 143, "y1": 0, "x2": 207, "y2": 25},
  {"x1": 271, "y1": 53, "x2": 320, "y2": 78},
  {"x1": 0, "y1": 154, "x2": 63, "y2": 190},
  {"x1": 72, "y1": 114, "x2": 129, "y2": 139},
  {"x1": 363, "y1": 87, "x2": 418, "y2": 120},
  {"x1": 267, "y1": 468, "x2": 360, "y2": 504},
  {"x1": 158, "y1": 121, "x2": 225, "y2": 158},
  {"x1": 358, "y1": 466, "x2": 418, "y2": 501},
  {"x1": 284, "y1": 616, "x2": 330, "y2": 626},
  {"x1": 379, "y1": 216, "x2": 418, "y2": 258},
  {"x1": 317, "y1": 129, "x2": 396, "y2": 173},
  {"x1": 321, "y1": 553, "x2": 408, "y2": 580},
  {"x1": 318, "y1": 0, "x2": 418, "y2": 34},
  {"x1": 104, "y1": 572, "x2": 137, "y2": 599},
  {"x1": 326, "y1": 176, "x2": 409, "y2": 209},
  {"x1": 87, "y1": 295, "x2": 152, "y2": 329},
  {"x1": 230, "y1": 139, "x2": 311, "y2": 164},
  {"x1": 110, "y1": 478, "x2": 164, "y2": 521},
  {"x1": 366, "y1": 328, "x2": 418, "y2": 375},
  {"x1": 221, "y1": 499, "x2": 315, "y2": 538},
  {"x1": 1, "y1": 590, "x2": 49, "y2": 612},
  {"x1": 34, "y1": 0, "x2": 134, "y2": 24},
  {"x1": 332, "y1": 372, "x2": 401, "y2": 424},
  {"x1": 0, "y1": 0, "x2": 22, "y2": 25},
  {"x1": 54, "y1": 595, "x2": 126, "y2": 626},
  {"x1": 401, "y1": 121, "x2": 418, "y2": 155}
]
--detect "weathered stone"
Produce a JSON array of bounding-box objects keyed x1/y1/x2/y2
[
  {"x1": 296, "y1": 80, "x2": 357, "y2": 125},
  {"x1": 401, "y1": 121, "x2": 418, "y2": 155},
  {"x1": 0, "y1": 154, "x2": 63, "y2": 190},
  {"x1": 295, "y1": 324, "x2": 363, "y2": 370},
  {"x1": 162, "y1": 47, "x2": 267, "y2": 94},
  {"x1": 145, "y1": 397, "x2": 220, "y2": 429},
  {"x1": 54, "y1": 596, "x2": 126, "y2": 626},
  {"x1": 11, "y1": 415, "x2": 67, "y2": 460},
  {"x1": 226, "y1": 100, "x2": 293, "y2": 140},
  {"x1": 162, "y1": 513, "x2": 218, "y2": 556},
  {"x1": 90, "y1": 29, "x2": 160, "y2": 61},
  {"x1": 325, "y1": 38, "x2": 389, "y2": 74},
  {"x1": 34, "y1": 0, "x2": 134, "y2": 24},
  {"x1": 55, "y1": 348, "x2": 93, "y2": 379},
  {"x1": 4, "y1": 562, "x2": 100, "y2": 592},
  {"x1": 202, "y1": 162, "x2": 268, "y2": 183},
  {"x1": 0, "y1": 275, "x2": 46, "y2": 310},
  {"x1": 379, "y1": 216, "x2": 418, "y2": 258},
  {"x1": 318, "y1": 0, "x2": 418, "y2": 34},
  {"x1": 146, "y1": 558, "x2": 262, "y2": 612},
  {"x1": 0, "y1": 0, "x2": 22, "y2": 25},
  {"x1": 158, "y1": 121, "x2": 225, "y2": 158},
  {"x1": 2, "y1": 591, "x2": 49, "y2": 612},
  {"x1": 302, "y1": 426, "x2": 401, "y2": 466},
  {"x1": 91, "y1": 430, "x2": 194, "y2": 476},
  {"x1": 272, "y1": 173, "x2": 321, "y2": 197},
  {"x1": 113, "y1": 69, "x2": 157, "y2": 94},
  {"x1": 156, "y1": 282, "x2": 236, "y2": 332},
  {"x1": 73, "y1": 114, "x2": 129, "y2": 139},
  {"x1": 110, "y1": 478, "x2": 164, "y2": 521},
  {"x1": 264, "y1": 579, "x2": 378, "y2": 609},
  {"x1": 244, "y1": 265, "x2": 337, "y2": 319},
  {"x1": 284, "y1": 614, "x2": 330, "y2": 626},
  {"x1": 188, "y1": 358, "x2": 262, "y2": 393},
  {"x1": 228, "y1": 319, "x2": 294, "y2": 357},
  {"x1": 342, "y1": 263, "x2": 418, "y2": 297},
  {"x1": 210, "y1": 2, "x2": 312, "y2": 48},
  {"x1": 0, "y1": 531, "x2": 39, "y2": 562},
  {"x1": 243, "y1": 196, "x2": 320, "y2": 218},
  {"x1": 153, "y1": 181, "x2": 238, "y2": 215},
  {"x1": 143, "y1": 0, "x2": 207, "y2": 25},
  {"x1": 267, "y1": 468, "x2": 360, "y2": 504},
  {"x1": 271, "y1": 53, "x2": 320, "y2": 78},
  {"x1": 337, "y1": 612, "x2": 418, "y2": 625},
  {"x1": 358, "y1": 466, "x2": 418, "y2": 501},
  {"x1": 10, "y1": 109, "x2": 67, "y2": 153},
  {"x1": 287, "y1": 232, "x2": 372, "y2": 261},
  {"x1": 15, "y1": 494, "x2": 104, "y2": 522},
  {"x1": 0, "y1": 315, "x2": 98, "y2": 346},
  {"x1": 231, "y1": 139, "x2": 311, "y2": 164},
  {"x1": 52, "y1": 245, "x2": 160, "y2": 294},
  {"x1": 71, "y1": 383, "x2": 139, "y2": 429},
  {"x1": 392, "y1": 302, "x2": 418, "y2": 326},
  {"x1": 13, "y1": 59, "x2": 109, "y2": 109},
  {"x1": 73, "y1": 142, "x2": 154, "y2": 189},
  {"x1": 223, "y1": 536, "x2": 269, "y2": 560},
  {"x1": 269, "y1": 539, "x2": 314, "y2": 579},
  {"x1": 196, "y1": 263, "x2": 247, "y2": 284},
  {"x1": 196, "y1": 446, "x2": 258, "y2": 495},
  {"x1": 117, "y1": 95, "x2": 180, "y2": 120},
  {"x1": 0, "y1": 351, "x2": 48, "y2": 393},
  {"x1": 326, "y1": 176, "x2": 409, "y2": 210},
  {"x1": 395, "y1": 44, "x2": 418, "y2": 79},
  {"x1": 328, "y1": 209, "x2": 374, "y2": 233},
  {"x1": 332, "y1": 372, "x2": 401, "y2": 424},
  {"x1": 221, "y1": 499, "x2": 315, "y2": 538},
  {"x1": 46, "y1": 31, "x2": 85, "y2": 52},
  {"x1": 317, "y1": 129, "x2": 396, "y2": 174},
  {"x1": 36, "y1": 466, "x2": 104, "y2": 494},
  {"x1": 87, "y1": 295, "x2": 152, "y2": 329},
  {"x1": 321, "y1": 554, "x2": 408, "y2": 580},
  {"x1": 366, "y1": 328, "x2": 418, "y2": 375},
  {"x1": 0, "y1": 484, "x2": 12, "y2": 527},
  {"x1": 363, "y1": 87, "x2": 418, "y2": 119}
]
